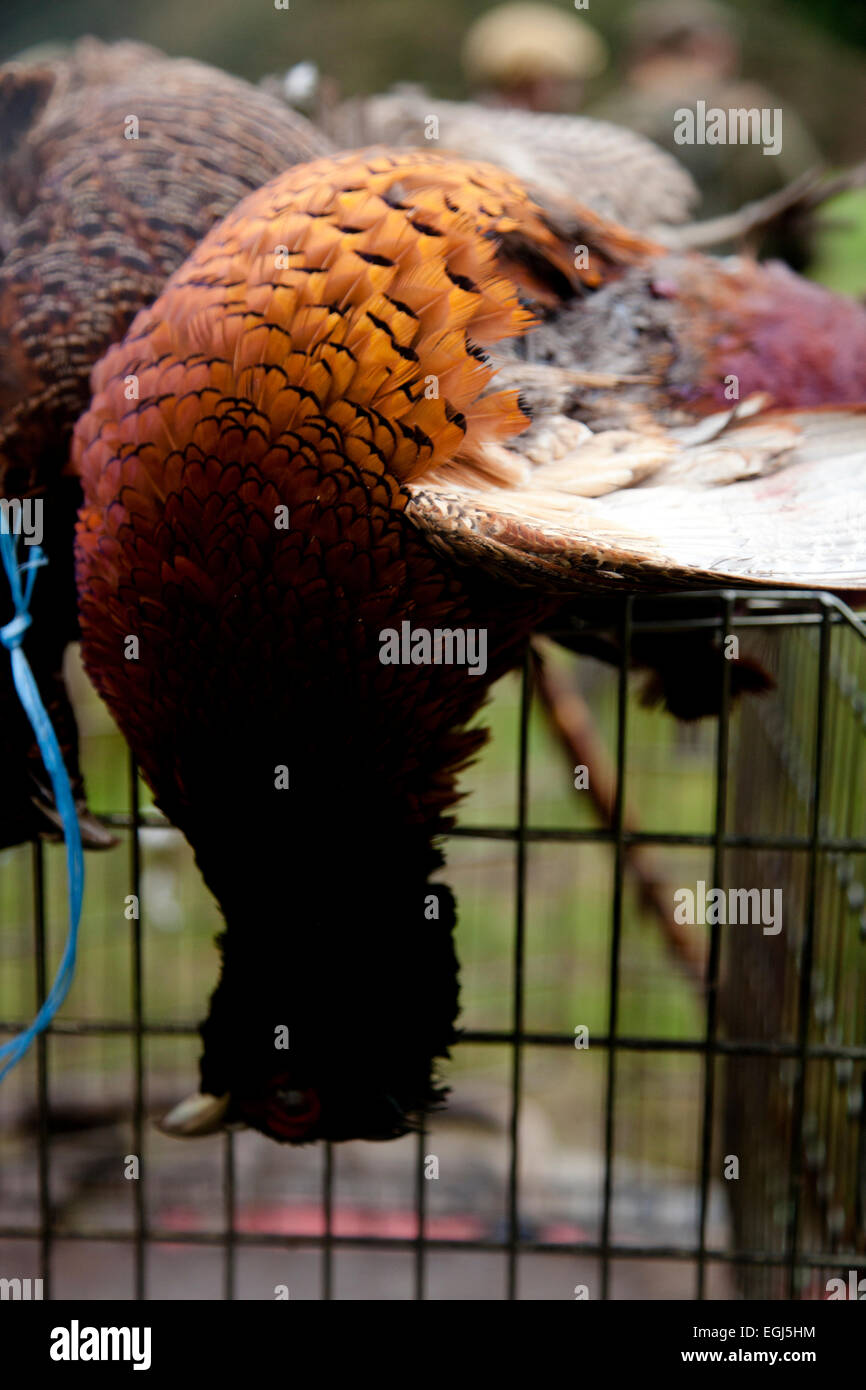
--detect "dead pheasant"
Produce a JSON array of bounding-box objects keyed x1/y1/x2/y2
[
  {"x1": 69, "y1": 146, "x2": 866, "y2": 1143},
  {"x1": 0, "y1": 38, "x2": 331, "y2": 848}
]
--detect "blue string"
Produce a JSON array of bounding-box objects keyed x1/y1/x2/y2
[{"x1": 0, "y1": 527, "x2": 84, "y2": 1081}]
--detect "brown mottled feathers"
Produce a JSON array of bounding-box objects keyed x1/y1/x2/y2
[
  {"x1": 0, "y1": 38, "x2": 332, "y2": 497},
  {"x1": 0, "y1": 39, "x2": 332, "y2": 847}
]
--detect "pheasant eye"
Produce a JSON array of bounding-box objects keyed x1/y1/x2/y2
[
  {"x1": 264, "y1": 1085, "x2": 322, "y2": 1140},
  {"x1": 275, "y1": 1088, "x2": 306, "y2": 1109}
]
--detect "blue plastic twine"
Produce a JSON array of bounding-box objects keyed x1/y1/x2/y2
[{"x1": 0, "y1": 527, "x2": 84, "y2": 1081}]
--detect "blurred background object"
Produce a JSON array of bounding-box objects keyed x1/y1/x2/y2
[
  {"x1": 1, "y1": 0, "x2": 864, "y2": 168},
  {"x1": 589, "y1": 0, "x2": 821, "y2": 265},
  {"x1": 460, "y1": 1, "x2": 608, "y2": 111}
]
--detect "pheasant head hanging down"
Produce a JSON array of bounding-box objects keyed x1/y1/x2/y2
[{"x1": 69, "y1": 146, "x2": 866, "y2": 1143}]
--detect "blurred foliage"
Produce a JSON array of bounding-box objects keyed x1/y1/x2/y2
[
  {"x1": 811, "y1": 189, "x2": 866, "y2": 295},
  {"x1": 785, "y1": 0, "x2": 866, "y2": 49}
]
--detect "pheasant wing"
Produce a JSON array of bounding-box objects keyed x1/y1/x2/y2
[{"x1": 406, "y1": 406, "x2": 866, "y2": 593}]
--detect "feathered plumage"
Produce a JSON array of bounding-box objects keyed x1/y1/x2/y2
[
  {"x1": 69, "y1": 146, "x2": 866, "y2": 1142},
  {"x1": 0, "y1": 39, "x2": 331, "y2": 847},
  {"x1": 5, "y1": 45, "x2": 866, "y2": 1142},
  {"x1": 318, "y1": 89, "x2": 699, "y2": 233}
]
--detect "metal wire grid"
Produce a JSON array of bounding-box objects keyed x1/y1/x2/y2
[
  {"x1": 724, "y1": 596, "x2": 866, "y2": 1298},
  {"x1": 1, "y1": 589, "x2": 865, "y2": 1300}
]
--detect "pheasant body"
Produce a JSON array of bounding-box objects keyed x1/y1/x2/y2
[
  {"x1": 0, "y1": 40, "x2": 331, "y2": 846},
  {"x1": 73, "y1": 150, "x2": 584, "y2": 1139},
  {"x1": 72, "y1": 146, "x2": 866, "y2": 1141}
]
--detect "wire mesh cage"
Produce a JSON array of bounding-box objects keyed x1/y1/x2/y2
[
  {"x1": 1, "y1": 589, "x2": 864, "y2": 1300},
  {"x1": 723, "y1": 593, "x2": 866, "y2": 1299}
]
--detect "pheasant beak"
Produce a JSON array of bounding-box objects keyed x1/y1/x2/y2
[{"x1": 157, "y1": 1090, "x2": 232, "y2": 1137}]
